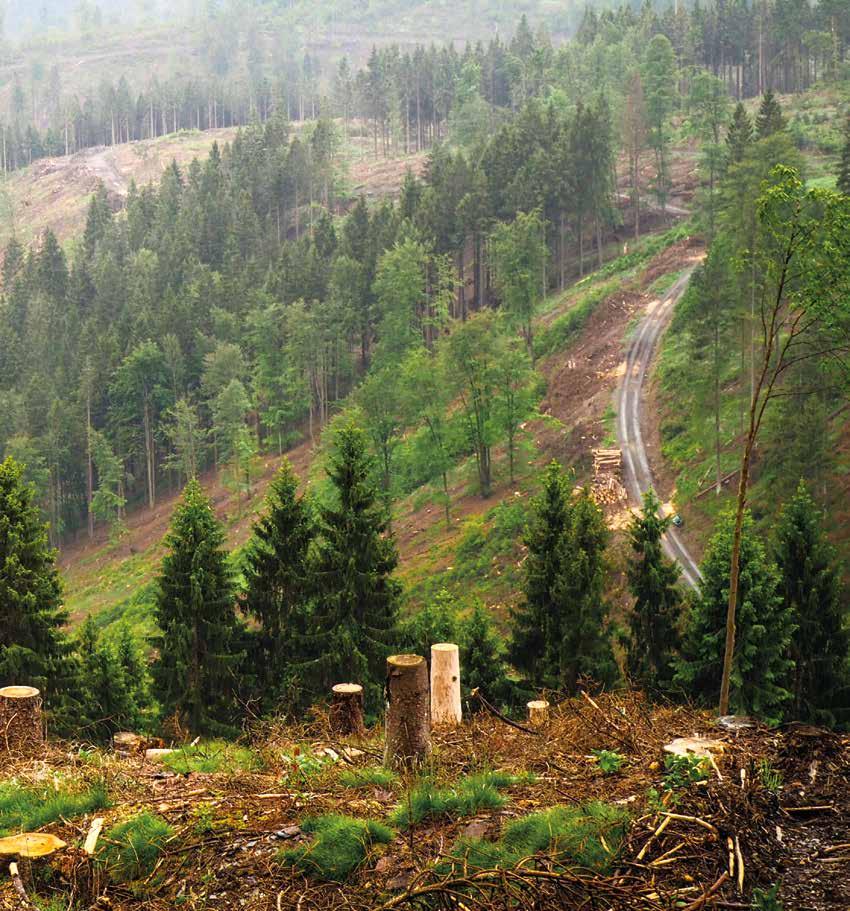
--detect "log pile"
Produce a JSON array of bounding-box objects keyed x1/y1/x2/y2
[{"x1": 590, "y1": 448, "x2": 627, "y2": 506}]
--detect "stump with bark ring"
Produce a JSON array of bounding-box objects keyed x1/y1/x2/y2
[
  {"x1": 0, "y1": 686, "x2": 44, "y2": 756},
  {"x1": 329, "y1": 683, "x2": 365, "y2": 736},
  {"x1": 384, "y1": 654, "x2": 431, "y2": 771}
]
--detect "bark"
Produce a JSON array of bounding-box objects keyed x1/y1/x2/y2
[
  {"x1": 527, "y1": 700, "x2": 549, "y2": 727},
  {"x1": 430, "y1": 644, "x2": 462, "y2": 727},
  {"x1": 384, "y1": 654, "x2": 431, "y2": 770},
  {"x1": 0, "y1": 686, "x2": 44, "y2": 755},
  {"x1": 329, "y1": 683, "x2": 365, "y2": 737}
]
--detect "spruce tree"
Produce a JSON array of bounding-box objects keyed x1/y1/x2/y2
[
  {"x1": 151, "y1": 480, "x2": 242, "y2": 734},
  {"x1": 837, "y1": 117, "x2": 850, "y2": 196},
  {"x1": 242, "y1": 460, "x2": 314, "y2": 712},
  {"x1": 626, "y1": 489, "x2": 682, "y2": 691},
  {"x1": 677, "y1": 510, "x2": 793, "y2": 722},
  {"x1": 725, "y1": 103, "x2": 753, "y2": 166},
  {"x1": 307, "y1": 424, "x2": 400, "y2": 710},
  {"x1": 755, "y1": 90, "x2": 786, "y2": 139},
  {"x1": 775, "y1": 482, "x2": 849, "y2": 725},
  {"x1": 0, "y1": 457, "x2": 71, "y2": 696},
  {"x1": 510, "y1": 461, "x2": 571, "y2": 683},
  {"x1": 462, "y1": 602, "x2": 512, "y2": 707}
]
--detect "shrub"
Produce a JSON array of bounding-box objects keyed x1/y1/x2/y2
[
  {"x1": 662, "y1": 754, "x2": 709, "y2": 790},
  {"x1": 339, "y1": 767, "x2": 397, "y2": 789},
  {"x1": 752, "y1": 883, "x2": 783, "y2": 910},
  {"x1": 99, "y1": 812, "x2": 173, "y2": 882},
  {"x1": 391, "y1": 771, "x2": 521, "y2": 829},
  {"x1": 0, "y1": 780, "x2": 109, "y2": 835},
  {"x1": 160, "y1": 741, "x2": 262, "y2": 774},
  {"x1": 592, "y1": 749, "x2": 625, "y2": 774},
  {"x1": 446, "y1": 801, "x2": 630, "y2": 875},
  {"x1": 280, "y1": 815, "x2": 393, "y2": 882}
]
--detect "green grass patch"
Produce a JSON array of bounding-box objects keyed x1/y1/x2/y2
[
  {"x1": 160, "y1": 741, "x2": 262, "y2": 774},
  {"x1": 391, "y1": 771, "x2": 524, "y2": 829},
  {"x1": 534, "y1": 279, "x2": 618, "y2": 360},
  {"x1": 0, "y1": 780, "x2": 109, "y2": 835},
  {"x1": 446, "y1": 801, "x2": 630, "y2": 875},
  {"x1": 99, "y1": 812, "x2": 174, "y2": 882},
  {"x1": 280, "y1": 814, "x2": 393, "y2": 882},
  {"x1": 339, "y1": 767, "x2": 398, "y2": 789}
]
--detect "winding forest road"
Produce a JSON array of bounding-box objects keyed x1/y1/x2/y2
[{"x1": 617, "y1": 267, "x2": 703, "y2": 590}]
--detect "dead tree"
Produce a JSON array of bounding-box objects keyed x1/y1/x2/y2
[
  {"x1": 384, "y1": 655, "x2": 431, "y2": 770},
  {"x1": 0, "y1": 687, "x2": 43, "y2": 755},
  {"x1": 329, "y1": 683, "x2": 365, "y2": 736}
]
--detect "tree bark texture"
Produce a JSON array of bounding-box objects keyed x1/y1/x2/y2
[
  {"x1": 384, "y1": 654, "x2": 431, "y2": 771},
  {"x1": 329, "y1": 683, "x2": 365, "y2": 736},
  {"x1": 0, "y1": 686, "x2": 44, "y2": 756}
]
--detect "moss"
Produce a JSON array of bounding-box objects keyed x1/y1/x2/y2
[
  {"x1": 0, "y1": 780, "x2": 109, "y2": 836},
  {"x1": 280, "y1": 815, "x2": 393, "y2": 882},
  {"x1": 160, "y1": 741, "x2": 262, "y2": 774},
  {"x1": 99, "y1": 812, "x2": 173, "y2": 882},
  {"x1": 445, "y1": 801, "x2": 630, "y2": 875}
]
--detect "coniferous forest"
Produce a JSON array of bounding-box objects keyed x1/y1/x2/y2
[{"x1": 1, "y1": 3, "x2": 850, "y2": 908}]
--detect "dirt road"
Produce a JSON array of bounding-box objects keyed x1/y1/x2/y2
[{"x1": 617, "y1": 268, "x2": 703, "y2": 590}]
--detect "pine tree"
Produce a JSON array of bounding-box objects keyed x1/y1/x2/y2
[
  {"x1": 399, "y1": 589, "x2": 462, "y2": 660},
  {"x1": 0, "y1": 457, "x2": 71, "y2": 697},
  {"x1": 151, "y1": 480, "x2": 242, "y2": 734},
  {"x1": 307, "y1": 424, "x2": 400, "y2": 710},
  {"x1": 510, "y1": 461, "x2": 571, "y2": 683},
  {"x1": 76, "y1": 618, "x2": 139, "y2": 742},
  {"x1": 461, "y1": 602, "x2": 512, "y2": 707},
  {"x1": 755, "y1": 90, "x2": 786, "y2": 139},
  {"x1": 837, "y1": 117, "x2": 850, "y2": 196},
  {"x1": 677, "y1": 510, "x2": 793, "y2": 723},
  {"x1": 725, "y1": 103, "x2": 753, "y2": 166},
  {"x1": 626, "y1": 489, "x2": 682, "y2": 691},
  {"x1": 242, "y1": 461, "x2": 314, "y2": 712},
  {"x1": 775, "y1": 482, "x2": 849, "y2": 725}
]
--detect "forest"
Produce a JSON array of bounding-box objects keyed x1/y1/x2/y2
[{"x1": 0, "y1": 2, "x2": 850, "y2": 908}]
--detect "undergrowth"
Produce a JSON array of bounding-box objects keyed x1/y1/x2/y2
[
  {"x1": 339, "y1": 767, "x2": 397, "y2": 789},
  {"x1": 160, "y1": 741, "x2": 262, "y2": 774},
  {"x1": 391, "y1": 771, "x2": 526, "y2": 829},
  {"x1": 0, "y1": 779, "x2": 109, "y2": 835},
  {"x1": 280, "y1": 815, "x2": 393, "y2": 882},
  {"x1": 99, "y1": 812, "x2": 174, "y2": 882},
  {"x1": 445, "y1": 801, "x2": 630, "y2": 875}
]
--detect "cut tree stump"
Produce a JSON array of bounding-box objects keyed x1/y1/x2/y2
[
  {"x1": 527, "y1": 700, "x2": 550, "y2": 727},
  {"x1": 0, "y1": 686, "x2": 43, "y2": 755},
  {"x1": 0, "y1": 834, "x2": 66, "y2": 859},
  {"x1": 384, "y1": 654, "x2": 431, "y2": 771},
  {"x1": 329, "y1": 683, "x2": 365, "y2": 736},
  {"x1": 112, "y1": 731, "x2": 145, "y2": 756},
  {"x1": 430, "y1": 643, "x2": 462, "y2": 727}
]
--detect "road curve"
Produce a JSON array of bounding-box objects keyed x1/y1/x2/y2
[{"x1": 616, "y1": 268, "x2": 703, "y2": 590}]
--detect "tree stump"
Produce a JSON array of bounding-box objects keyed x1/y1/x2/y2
[
  {"x1": 384, "y1": 654, "x2": 431, "y2": 771},
  {"x1": 112, "y1": 732, "x2": 145, "y2": 757},
  {"x1": 0, "y1": 686, "x2": 43, "y2": 755},
  {"x1": 430, "y1": 643, "x2": 462, "y2": 727},
  {"x1": 527, "y1": 700, "x2": 550, "y2": 727},
  {"x1": 329, "y1": 683, "x2": 365, "y2": 736}
]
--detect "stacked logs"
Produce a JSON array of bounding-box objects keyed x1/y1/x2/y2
[{"x1": 591, "y1": 448, "x2": 627, "y2": 506}]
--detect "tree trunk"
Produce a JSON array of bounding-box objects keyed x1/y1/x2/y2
[
  {"x1": 430, "y1": 644, "x2": 462, "y2": 727},
  {"x1": 527, "y1": 699, "x2": 549, "y2": 727},
  {"x1": 0, "y1": 686, "x2": 44, "y2": 755},
  {"x1": 384, "y1": 654, "x2": 430, "y2": 771},
  {"x1": 329, "y1": 683, "x2": 365, "y2": 737}
]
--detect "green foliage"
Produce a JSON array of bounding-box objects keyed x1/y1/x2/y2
[
  {"x1": 398, "y1": 589, "x2": 462, "y2": 659},
  {"x1": 511, "y1": 461, "x2": 616, "y2": 693},
  {"x1": 151, "y1": 480, "x2": 243, "y2": 735},
  {"x1": 757, "y1": 760, "x2": 783, "y2": 795},
  {"x1": 775, "y1": 482, "x2": 849, "y2": 725},
  {"x1": 159, "y1": 741, "x2": 262, "y2": 775},
  {"x1": 838, "y1": 117, "x2": 850, "y2": 195},
  {"x1": 391, "y1": 772, "x2": 520, "y2": 829},
  {"x1": 460, "y1": 601, "x2": 514, "y2": 707},
  {"x1": 752, "y1": 883, "x2": 784, "y2": 910},
  {"x1": 339, "y1": 767, "x2": 397, "y2": 789},
  {"x1": 99, "y1": 812, "x2": 173, "y2": 883},
  {"x1": 662, "y1": 754, "x2": 709, "y2": 791},
  {"x1": 0, "y1": 779, "x2": 109, "y2": 836},
  {"x1": 280, "y1": 815, "x2": 393, "y2": 882},
  {"x1": 756, "y1": 91, "x2": 787, "y2": 139},
  {"x1": 677, "y1": 509, "x2": 793, "y2": 723},
  {"x1": 626, "y1": 489, "x2": 682, "y2": 691},
  {"x1": 447, "y1": 801, "x2": 629, "y2": 874},
  {"x1": 592, "y1": 750, "x2": 625, "y2": 775},
  {"x1": 0, "y1": 457, "x2": 71, "y2": 704}
]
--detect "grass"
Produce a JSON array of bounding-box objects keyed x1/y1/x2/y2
[
  {"x1": 534, "y1": 279, "x2": 619, "y2": 360},
  {"x1": 0, "y1": 780, "x2": 109, "y2": 835},
  {"x1": 160, "y1": 741, "x2": 262, "y2": 774},
  {"x1": 339, "y1": 767, "x2": 398, "y2": 789},
  {"x1": 391, "y1": 771, "x2": 525, "y2": 829},
  {"x1": 280, "y1": 815, "x2": 393, "y2": 882},
  {"x1": 446, "y1": 801, "x2": 630, "y2": 875},
  {"x1": 99, "y1": 812, "x2": 174, "y2": 882}
]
